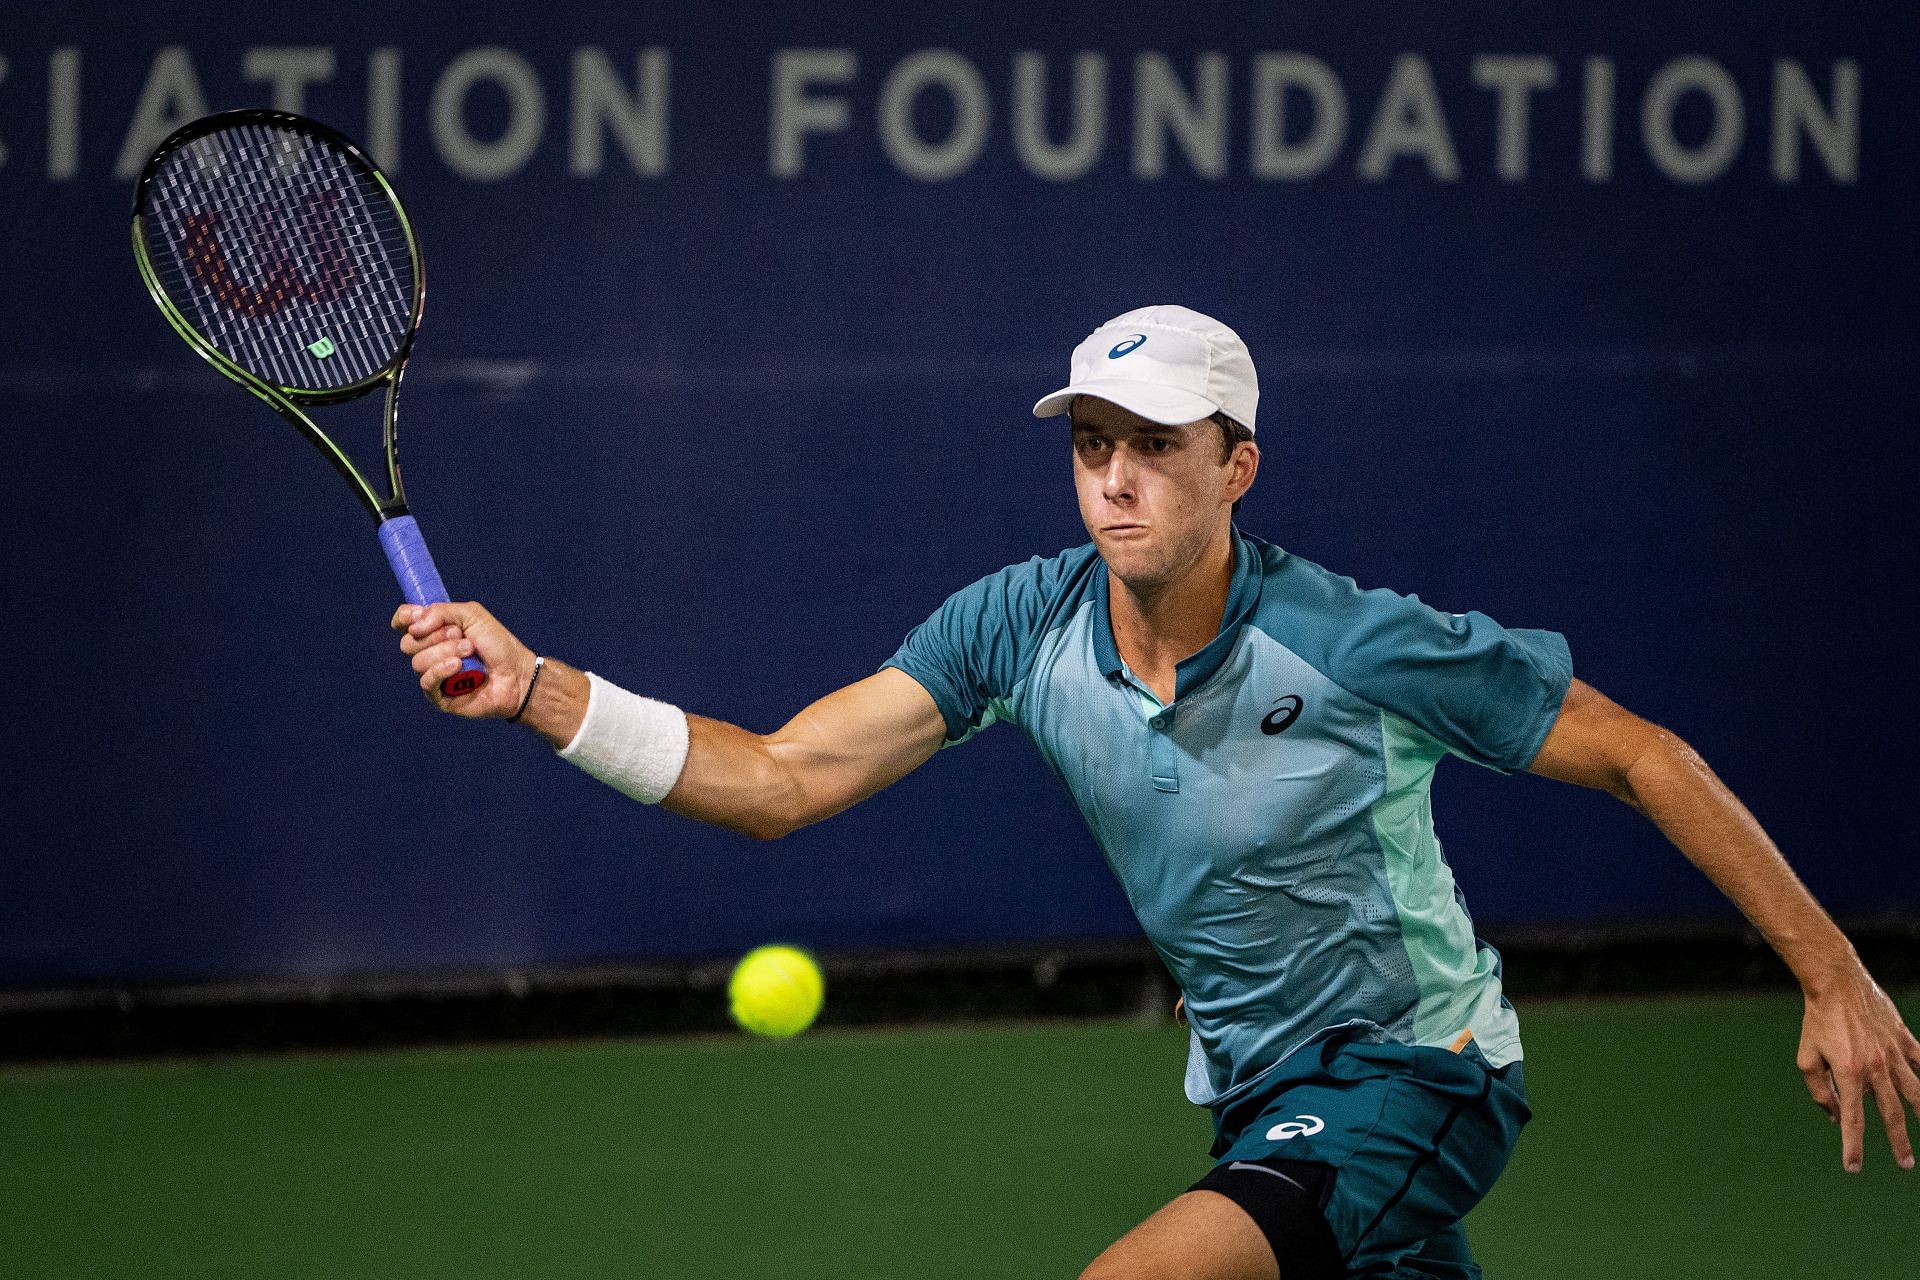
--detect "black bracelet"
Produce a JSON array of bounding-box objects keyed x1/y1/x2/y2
[{"x1": 508, "y1": 655, "x2": 545, "y2": 722}]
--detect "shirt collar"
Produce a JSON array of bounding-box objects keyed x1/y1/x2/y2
[{"x1": 1093, "y1": 527, "x2": 1266, "y2": 702}]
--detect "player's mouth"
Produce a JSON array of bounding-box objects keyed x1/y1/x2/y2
[{"x1": 1102, "y1": 523, "x2": 1149, "y2": 537}]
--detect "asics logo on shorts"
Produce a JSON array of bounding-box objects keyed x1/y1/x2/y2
[
  {"x1": 1265, "y1": 1114, "x2": 1325, "y2": 1141},
  {"x1": 1108, "y1": 334, "x2": 1147, "y2": 358}
]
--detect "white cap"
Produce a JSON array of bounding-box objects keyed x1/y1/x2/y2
[{"x1": 1031, "y1": 304, "x2": 1258, "y2": 433}]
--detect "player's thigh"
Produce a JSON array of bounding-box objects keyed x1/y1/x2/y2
[{"x1": 1079, "y1": 1190, "x2": 1279, "y2": 1280}]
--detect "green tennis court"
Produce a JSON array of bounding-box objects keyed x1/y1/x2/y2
[{"x1": 3, "y1": 990, "x2": 1913, "y2": 1278}]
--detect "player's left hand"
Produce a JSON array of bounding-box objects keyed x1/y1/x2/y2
[{"x1": 1795, "y1": 961, "x2": 1920, "y2": 1173}]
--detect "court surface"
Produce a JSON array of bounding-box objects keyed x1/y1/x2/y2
[{"x1": 2, "y1": 990, "x2": 1914, "y2": 1277}]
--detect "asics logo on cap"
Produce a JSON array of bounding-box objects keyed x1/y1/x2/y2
[{"x1": 1108, "y1": 334, "x2": 1147, "y2": 358}]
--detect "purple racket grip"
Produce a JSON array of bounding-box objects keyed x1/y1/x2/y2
[{"x1": 379, "y1": 515, "x2": 488, "y2": 698}]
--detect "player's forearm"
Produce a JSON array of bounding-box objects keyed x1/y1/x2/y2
[
  {"x1": 1624, "y1": 731, "x2": 1859, "y2": 992},
  {"x1": 524, "y1": 663, "x2": 809, "y2": 839},
  {"x1": 663, "y1": 717, "x2": 816, "y2": 840}
]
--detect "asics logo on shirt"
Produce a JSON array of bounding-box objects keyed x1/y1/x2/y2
[
  {"x1": 1108, "y1": 334, "x2": 1147, "y2": 358},
  {"x1": 1260, "y1": 695, "x2": 1303, "y2": 735}
]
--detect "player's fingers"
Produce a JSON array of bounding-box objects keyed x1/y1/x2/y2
[
  {"x1": 1869, "y1": 1064, "x2": 1915, "y2": 1171},
  {"x1": 399, "y1": 623, "x2": 465, "y2": 658},
  {"x1": 406, "y1": 604, "x2": 456, "y2": 639},
  {"x1": 418, "y1": 648, "x2": 485, "y2": 702},
  {"x1": 1838, "y1": 1063, "x2": 1866, "y2": 1172},
  {"x1": 1899, "y1": 1053, "x2": 1920, "y2": 1109},
  {"x1": 1801, "y1": 1062, "x2": 1840, "y2": 1123},
  {"x1": 1892, "y1": 1056, "x2": 1920, "y2": 1169},
  {"x1": 420, "y1": 652, "x2": 473, "y2": 696},
  {"x1": 411, "y1": 635, "x2": 473, "y2": 679}
]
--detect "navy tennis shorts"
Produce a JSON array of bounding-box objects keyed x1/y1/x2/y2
[{"x1": 1191, "y1": 1033, "x2": 1530, "y2": 1279}]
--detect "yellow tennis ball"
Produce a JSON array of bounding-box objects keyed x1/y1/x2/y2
[{"x1": 728, "y1": 944, "x2": 824, "y2": 1038}]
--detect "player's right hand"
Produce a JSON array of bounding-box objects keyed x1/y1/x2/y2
[{"x1": 390, "y1": 601, "x2": 535, "y2": 720}]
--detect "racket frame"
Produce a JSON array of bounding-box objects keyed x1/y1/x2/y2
[{"x1": 130, "y1": 108, "x2": 423, "y2": 524}]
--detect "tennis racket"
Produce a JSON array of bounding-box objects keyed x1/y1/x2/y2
[{"x1": 131, "y1": 108, "x2": 487, "y2": 698}]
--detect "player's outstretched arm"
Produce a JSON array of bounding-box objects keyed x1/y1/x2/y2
[
  {"x1": 393, "y1": 601, "x2": 950, "y2": 840},
  {"x1": 1527, "y1": 677, "x2": 1920, "y2": 1174}
]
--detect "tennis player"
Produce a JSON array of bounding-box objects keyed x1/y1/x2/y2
[{"x1": 395, "y1": 305, "x2": 1919, "y2": 1279}]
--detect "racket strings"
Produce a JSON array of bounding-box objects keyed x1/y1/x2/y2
[{"x1": 140, "y1": 122, "x2": 416, "y2": 394}]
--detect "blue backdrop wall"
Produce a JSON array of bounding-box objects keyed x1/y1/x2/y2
[{"x1": 2, "y1": 3, "x2": 1914, "y2": 986}]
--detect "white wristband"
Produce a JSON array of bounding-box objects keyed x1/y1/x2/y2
[{"x1": 556, "y1": 672, "x2": 690, "y2": 805}]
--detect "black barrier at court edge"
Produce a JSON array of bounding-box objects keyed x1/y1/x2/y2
[{"x1": 3, "y1": 918, "x2": 1916, "y2": 1063}]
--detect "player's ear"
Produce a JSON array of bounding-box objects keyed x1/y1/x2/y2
[{"x1": 1225, "y1": 440, "x2": 1259, "y2": 504}]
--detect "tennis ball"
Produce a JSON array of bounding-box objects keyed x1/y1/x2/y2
[{"x1": 728, "y1": 944, "x2": 824, "y2": 1038}]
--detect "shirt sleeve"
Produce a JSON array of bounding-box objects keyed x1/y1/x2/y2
[
  {"x1": 881, "y1": 550, "x2": 1089, "y2": 743},
  {"x1": 1323, "y1": 585, "x2": 1572, "y2": 773}
]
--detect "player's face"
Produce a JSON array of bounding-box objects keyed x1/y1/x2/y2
[{"x1": 1070, "y1": 399, "x2": 1254, "y2": 591}]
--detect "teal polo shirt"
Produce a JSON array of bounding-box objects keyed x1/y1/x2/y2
[{"x1": 883, "y1": 529, "x2": 1572, "y2": 1108}]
